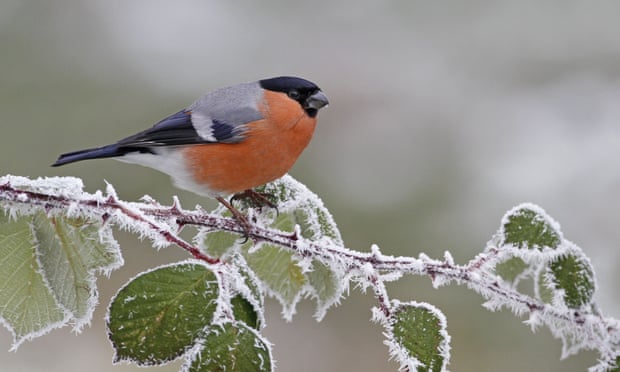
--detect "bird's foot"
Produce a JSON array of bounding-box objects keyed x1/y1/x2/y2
[{"x1": 230, "y1": 189, "x2": 278, "y2": 213}]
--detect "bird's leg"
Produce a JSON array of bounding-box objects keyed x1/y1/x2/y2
[
  {"x1": 230, "y1": 189, "x2": 278, "y2": 213},
  {"x1": 215, "y1": 196, "x2": 252, "y2": 237},
  {"x1": 215, "y1": 189, "x2": 279, "y2": 240}
]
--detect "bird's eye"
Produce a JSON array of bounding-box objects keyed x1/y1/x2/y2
[{"x1": 288, "y1": 90, "x2": 300, "y2": 99}]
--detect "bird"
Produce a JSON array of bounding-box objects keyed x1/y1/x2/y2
[{"x1": 53, "y1": 76, "x2": 329, "y2": 232}]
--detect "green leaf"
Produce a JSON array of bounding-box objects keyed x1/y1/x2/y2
[
  {"x1": 231, "y1": 295, "x2": 259, "y2": 329},
  {"x1": 495, "y1": 257, "x2": 529, "y2": 284},
  {"x1": 0, "y1": 210, "x2": 121, "y2": 348},
  {"x1": 0, "y1": 213, "x2": 67, "y2": 348},
  {"x1": 185, "y1": 322, "x2": 272, "y2": 372},
  {"x1": 253, "y1": 176, "x2": 344, "y2": 316},
  {"x1": 294, "y1": 207, "x2": 340, "y2": 242},
  {"x1": 537, "y1": 270, "x2": 554, "y2": 304},
  {"x1": 244, "y1": 244, "x2": 305, "y2": 313},
  {"x1": 388, "y1": 302, "x2": 450, "y2": 372},
  {"x1": 306, "y1": 260, "x2": 341, "y2": 319},
  {"x1": 259, "y1": 175, "x2": 343, "y2": 244},
  {"x1": 33, "y1": 213, "x2": 122, "y2": 325},
  {"x1": 199, "y1": 175, "x2": 345, "y2": 318},
  {"x1": 202, "y1": 230, "x2": 242, "y2": 257},
  {"x1": 234, "y1": 255, "x2": 264, "y2": 311},
  {"x1": 230, "y1": 255, "x2": 265, "y2": 329},
  {"x1": 107, "y1": 262, "x2": 219, "y2": 365},
  {"x1": 271, "y1": 212, "x2": 296, "y2": 232},
  {"x1": 501, "y1": 205, "x2": 561, "y2": 250},
  {"x1": 547, "y1": 252, "x2": 595, "y2": 309}
]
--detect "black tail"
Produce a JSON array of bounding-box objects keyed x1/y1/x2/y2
[{"x1": 52, "y1": 144, "x2": 126, "y2": 167}]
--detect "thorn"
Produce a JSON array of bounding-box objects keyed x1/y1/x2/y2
[
  {"x1": 171, "y1": 196, "x2": 183, "y2": 213},
  {"x1": 101, "y1": 212, "x2": 111, "y2": 224},
  {"x1": 443, "y1": 251, "x2": 455, "y2": 265},
  {"x1": 371, "y1": 244, "x2": 382, "y2": 257},
  {"x1": 289, "y1": 224, "x2": 301, "y2": 241},
  {"x1": 140, "y1": 194, "x2": 156, "y2": 204}
]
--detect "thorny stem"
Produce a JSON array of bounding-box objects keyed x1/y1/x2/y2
[
  {"x1": 0, "y1": 182, "x2": 618, "y2": 361},
  {"x1": 0, "y1": 182, "x2": 219, "y2": 264},
  {"x1": 112, "y1": 198, "x2": 218, "y2": 264},
  {"x1": 369, "y1": 273, "x2": 391, "y2": 318}
]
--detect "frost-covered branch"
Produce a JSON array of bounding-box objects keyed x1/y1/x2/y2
[
  {"x1": 0, "y1": 178, "x2": 219, "y2": 263},
  {"x1": 0, "y1": 175, "x2": 618, "y2": 371},
  {"x1": 156, "y1": 203, "x2": 620, "y2": 361}
]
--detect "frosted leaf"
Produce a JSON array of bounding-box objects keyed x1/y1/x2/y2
[
  {"x1": 199, "y1": 175, "x2": 346, "y2": 321},
  {"x1": 199, "y1": 230, "x2": 242, "y2": 258},
  {"x1": 0, "y1": 212, "x2": 69, "y2": 350},
  {"x1": 480, "y1": 203, "x2": 611, "y2": 369},
  {"x1": 306, "y1": 260, "x2": 344, "y2": 320},
  {"x1": 381, "y1": 300, "x2": 450, "y2": 372},
  {"x1": 0, "y1": 210, "x2": 122, "y2": 349},
  {"x1": 33, "y1": 213, "x2": 122, "y2": 330},
  {"x1": 231, "y1": 295, "x2": 260, "y2": 330},
  {"x1": 228, "y1": 255, "x2": 265, "y2": 329},
  {"x1": 490, "y1": 203, "x2": 571, "y2": 272},
  {"x1": 202, "y1": 175, "x2": 342, "y2": 246},
  {"x1": 494, "y1": 257, "x2": 530, "y2": 287},
  {"x1": 243, "y1": 243, "x2": 306, "y2": 320},
  {"x1": 542, "y1": 245, "x2": 596, "y2": 309},
  {"x1": 182, "y1": 321, "x2": 273, "y2": 372},
  {"x1": 258, "y1": 175, "x2": 343, "y2": 244},
  {"x1": 107, "y1": 261, "x2": 219, "y2": 366},
  {"x1": 485, "y1": 203, "x2": 592, "y2": 302},
  {"x1": 499, "y1": 203, "x2": 562, "y2": 251}
]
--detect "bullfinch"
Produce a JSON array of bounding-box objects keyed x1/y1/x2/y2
[{"x1": 53, "y1": 76, "x2": 329, "y2": 231}]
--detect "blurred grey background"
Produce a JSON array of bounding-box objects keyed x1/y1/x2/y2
[{"x1": 2, "y1": 1, "x2": 619, "y2": 371}]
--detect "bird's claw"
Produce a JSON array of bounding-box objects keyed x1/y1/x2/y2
[
  {"x1": 230, "y1": 189, "x2": 278, "y2": 214},
  {"x1": 216, "y1": 189, "x2": 280, "y2": 242}
]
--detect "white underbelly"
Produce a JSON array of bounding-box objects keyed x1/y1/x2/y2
[{"x1": 118, "y1": 148, "x2": 219, "y2": 197}]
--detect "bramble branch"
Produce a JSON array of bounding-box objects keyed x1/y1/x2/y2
[
  {"x1": 0, "y1": 182, "x2": 218, "y2": 263},
  {"x1": 1, "y1": 180, "x2": 618, "y2": 367}
]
